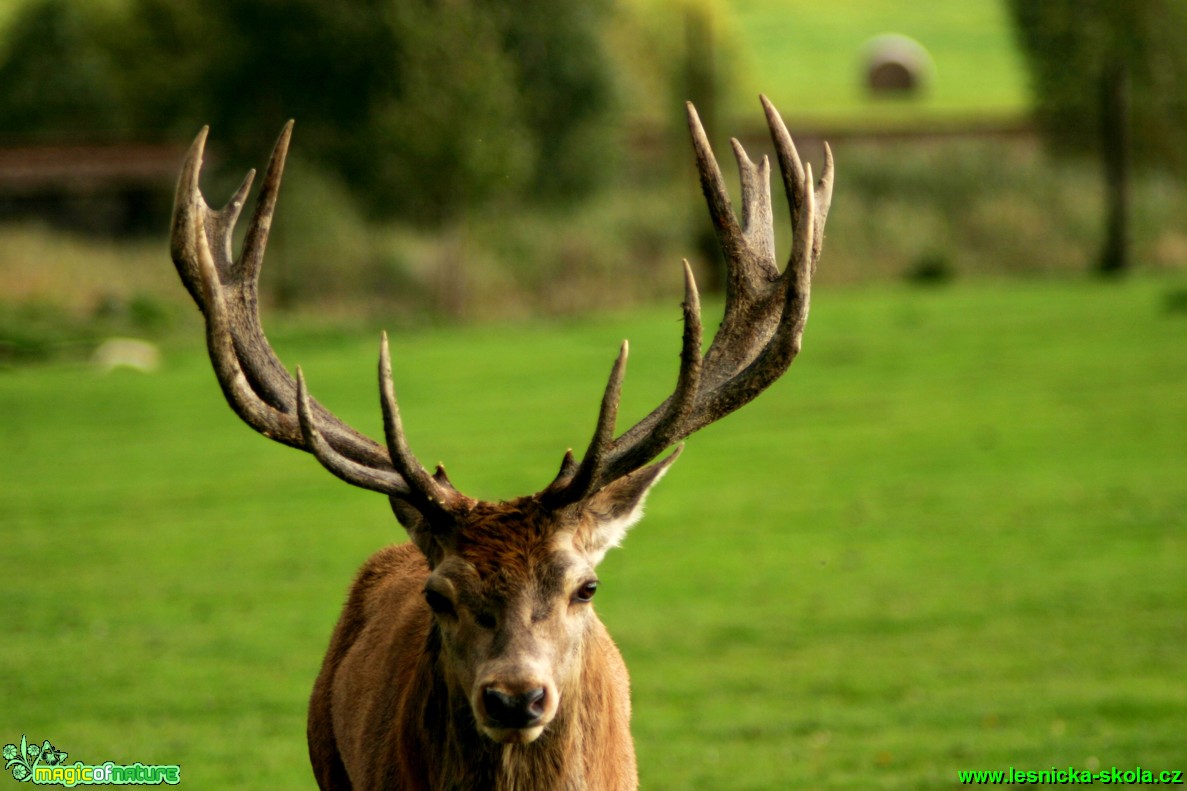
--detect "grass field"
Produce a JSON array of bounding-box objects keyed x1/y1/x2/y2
[
  {"x1": 2, "y1": 276, "x2": 1184, "y2": 788},
  {"x1": 0, "y1": 5, "x2": 1182, "y2": 787},
  {"x1": 632, "y1": 0, "x2": 1028, "y2": 124},
  {"x1": 735, "y1": 0, "x2": 1026, "y2": 122}
]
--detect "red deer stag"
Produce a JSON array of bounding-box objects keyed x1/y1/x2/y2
[{"x1": 170, "y1": 96, "x2": 833, "y2": 790}]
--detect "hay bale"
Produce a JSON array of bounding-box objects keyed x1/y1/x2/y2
[{"x1": 862, "y1": 34, "x2": 934, "y2": 97}]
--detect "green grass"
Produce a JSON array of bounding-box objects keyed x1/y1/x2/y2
[
  {"x1": 2, "y1": 277, "x2": 1185, "y2": 788},
  {"x1": 626, "y1": 0, "x2": 1029, "y2": 125},
  {"x1": 735, "y1": 0, "x2": 1027, "y2": 121}
]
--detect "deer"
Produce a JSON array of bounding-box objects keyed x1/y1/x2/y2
[{"x1": 169, "y1": 95, "x2": 833, "y2": 791}]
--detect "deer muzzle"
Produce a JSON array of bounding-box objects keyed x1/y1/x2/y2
[{"x1": 474, "y1": 673, "x2": 559, "y2": 744}]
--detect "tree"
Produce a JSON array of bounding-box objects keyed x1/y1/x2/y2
[
  {"x1": 496, "y1": 0, "x2": 619, "y2": 199},
  {"x1": 0, "y1": 0, "x2": 620, "y2": 225},
  {"x1": 0, "y1": 0, "x2": 125, "y2": 137},
  {"x1": 178, "y1": 0, "x2": 538, "y2": 224},
  {"x1": 1007, "y1": 0, "x2": 1187, "y2": 275}
]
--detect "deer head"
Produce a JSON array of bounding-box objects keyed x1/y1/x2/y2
[{"x1": 170, "y1": 96, "x2": 832, "y2": 754}]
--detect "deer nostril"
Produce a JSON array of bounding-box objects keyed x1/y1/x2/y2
[
  {"x1": 523, "y1": 686, "x2": 546, "y2": 718},
  {"x1": 482, "y1": 686, "x2": 548, "y2": 729}
]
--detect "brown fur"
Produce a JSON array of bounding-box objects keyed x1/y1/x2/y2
[{"x1": 308, "y1": 491, "x2": 649, "y2": 791}]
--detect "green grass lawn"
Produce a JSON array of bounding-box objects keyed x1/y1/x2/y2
[
  {"x1": 730, "y1": 0, "x2": 1028, "y2": 122},
  {"x1": 2, "y1": 276, "x2": 1184, "y2": 788},
  {"x1": 627, "y1": 0, "x2": 1029, "y2": 125}
]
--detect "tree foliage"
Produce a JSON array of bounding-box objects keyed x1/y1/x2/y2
[
  {"x1": 0, "y1": 0, "x2": 125, "y2": 136},
  {"x1": 1007, "y1": 0, "x2": 1187, "y2": 175},
  {"x1": 1007, "y1": 0, "x2": 1187, "y2": 275},
  {"x1": 0, "y1": 0, "x2": 620, "y2": 224}
]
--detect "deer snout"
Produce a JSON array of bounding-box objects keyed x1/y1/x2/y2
[
  {"x1": 474, "y1": 675, "x2": 559, "y2": 743},
  {"x1": 482, "y1": 686, "x2": 547, "y2": 728}
]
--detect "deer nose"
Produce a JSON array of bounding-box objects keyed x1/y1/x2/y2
[{"x1": 482, "y1": 686, "x2": 547, "y2": 729}]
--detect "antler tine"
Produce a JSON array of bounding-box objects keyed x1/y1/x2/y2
[
  {"x1": 546, "y1": 96, "x2": 831, "y2": 505},
  {"x1": 188, "y1": 197, "x2": 301, "y2": 443},
  {"x1": 760, "y1": 94, "x2": 805, "y2": 233},
  {"x1": 214, "y1": 121, "x2": 295, "y2": 411},
  {"x1": 729, "y1": 138, "x2": 778, "y2": 280},
  {"x1": 791, "y1": 162, "x2": 817, "y2": 290},
  {"x1": 687, "y1": 103, "x2": 780, "y2": 298},
  {"x1": 171, "y1": 127, "x2": 215, "y2": 310},
  {"x1": 380, "y1": 332, "x2": 468, "y2": 514},
  {"x1": 171, "y1": 124, "x2": 412, "y2": 484},
  {"x1": 812, "y1": 143, "x2": 835, "y2": 271},
  {"x1": 704, "y1": 160, "x2": 816, "y2": 418},
  {"x1": 296, "y1": 368, "x2": 411, "y2": 497},
  {"x1": 761, "y1": 93, "x2": 833, "y2": 271},
  {"x1": 172, "y1": 122, "x2": 298, "y2": 413},
  {"x1": 686, "y1": 103, "x2": 742, "y2": 259},
  {"x1": 686, "y1": 101, "x2": 787, "y2": 387},
  {"x1": 545, "y1": 260, "x2": 704, "y2": 503},
  {"x1": 239, "y1": 120, "x2": 292, "y2": 285},
  {"x1": 553, "y1": 341, "x2": 629, "y2": 499},
  {"x1": 595, "y1": 261, "x2": 704, "y2": 483}
]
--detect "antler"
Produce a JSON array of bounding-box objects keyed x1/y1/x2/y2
[
  {"x1": 170, "y1": 123, "x2": 469, "y2": 518},
  {"x1": 543, "y1": 95, "x2": 834, "y2": 505},
  {"x1": 171, "y1": 95, "x2": 831, "y2": 519}
]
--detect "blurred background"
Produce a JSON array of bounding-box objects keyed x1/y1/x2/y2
[
  {"x1": 1, "y1": 0, "x2": 1185, "y2": 344},
  {"x1": 1, "y1": 1, "x2": 1184, "y2": 789}
]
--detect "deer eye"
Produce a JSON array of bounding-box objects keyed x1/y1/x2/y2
[
  {"x1": 572, "y1": 581, "x2": 599, "y2": 604},
  {"x1": 423, "y1": 588, "x2": 455, "y2": 617}
]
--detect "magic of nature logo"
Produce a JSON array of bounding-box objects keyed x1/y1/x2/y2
[{"x1": 3, "y1": 736, "x2": 180, "y2": 786}]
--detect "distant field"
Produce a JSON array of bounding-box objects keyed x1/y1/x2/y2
[
  {"x1": 2, "y1": 277, "x2": 1184, "y2": 788},
  {"x1": 736, "y1": 0, "x2": 1028, "y2": 120},
  {"x1": 640, "y1": 0, "x2": 1030, "y2": 124}
]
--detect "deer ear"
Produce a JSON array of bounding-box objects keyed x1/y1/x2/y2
[
  {"x1": 389, "y1": 498, "x2": 448, "y2": 567},
  {"x1": 578, "y1": 448, "x2": 681, "y2": 565}
]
